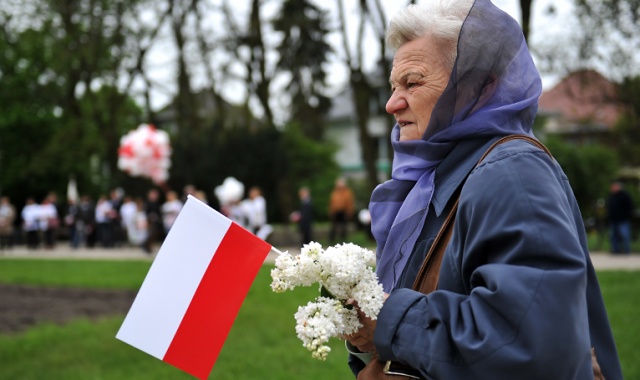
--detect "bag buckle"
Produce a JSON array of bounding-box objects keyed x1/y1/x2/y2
[{"x1": 383, "y1": 360, "x2": 423, "y2": 379}]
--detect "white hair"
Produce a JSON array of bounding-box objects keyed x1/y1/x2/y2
[{"x1": 386, "y1": 0, "x2": 474, "y2": 69}]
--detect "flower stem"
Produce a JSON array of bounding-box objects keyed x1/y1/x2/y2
[{"x1": 320, "y1": 286, "x2": 353, "y2": 310}]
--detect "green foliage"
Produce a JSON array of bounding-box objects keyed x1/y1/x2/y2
[
  {"x1": 0, "y1": 24, "x2": 65, "y2": 201},
  {"x1": 281, "y1": 123, "x2": 340, "y2": 221},
  {"x1": 612, "y1": 76, "x2": 640, "y2": 166},
  {"x1": 66, "y1": 86, "x2": 145, "y2": 195},
  {"x1": 168, "y1": 122, "x2": 339, "y2": 222},
  {"x1": 618, "y1": 76, "x2": 640, "y2": 117},
  {"x1": 273, "y1": 0, "x2": 333, "y2": 140},
  {"x1": 544, "y1": 137, "x2": 619, "y2": 218},
  {"x1": 0, "y1": 0, "x2": 338, "y2": 219},
  {"x1": 0, "y1": 1, "x2": 146, "y2": 205}
]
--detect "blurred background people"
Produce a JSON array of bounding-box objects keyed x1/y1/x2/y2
[
  {"x1": 328, "y1": 177, "x2": 355, "y2": 244},
  {"x1": 39, "y1": 193, "x2": 60, "y2": 249},
  {"x1": 193, "y1": 190, "x2": 209, "y2": 204},
  {"x1": 143, "y1": 188, "x2": 163, "y2": 253},
  {"x1": 606, "y1": 180, "x2": 635, "y2": 254},
  {"x1": 64, "y1": 197, "x2": 79, "y2": 248},
  {"x1": 291, "y1": 186, "x2": 314, "y2": 246},
  {"x1": 77, "y1": 195, "x2": 96, "y2": 248},
  {"x1": 109, "y1": 188, "x2": 125, "y2": 247},
  {"x1": 21, "y1": 197, "x2": 40, "y2": 250},
  {"x1": 161, "y1": 190, "x2": 183, "y2": 235},
  {"x1": 127, "y1": 197, "x2": 150, "y2": 253},
  {"x1": 119, "y1": 195, "x2": 137, "y2": 246},
  {"x1": 182, "y1": 184, "x2": 197, "y2": 203},
  {"x1": 95, "y1": 195, "x2": 115, "y2": 248},
  {"x1": 215, "y1": 177, "x2": 246, "y2": 226},
  {"x1": 242, "y1": 186, "x2": 270, "y2": 239},
  {"x1": 0, "y1": 196, "x2": 16, "y2": 250}
]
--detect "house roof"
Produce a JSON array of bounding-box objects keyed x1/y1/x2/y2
[{"x1": 538, "y1": 69, "x2": 623, "y2": 129}]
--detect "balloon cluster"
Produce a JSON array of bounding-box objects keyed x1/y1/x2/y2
[
  {"x1": 118, "y1": 124, "x2": 172, "y2": 184},
  {"x1": 214, "y1": 177, "x2": 245, "y2": 206}
]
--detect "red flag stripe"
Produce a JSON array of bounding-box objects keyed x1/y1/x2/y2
[{"x1": 162, "y1": 222, "x2": 271, "y2": 379}]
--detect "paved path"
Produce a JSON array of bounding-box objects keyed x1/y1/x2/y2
[
  {"x1": 588, "y1": 252, "x2": 640, "y2": 270},
  {"x1": 1, "y1": 245, "x2": 640, "y2": 270},
  {"x1": 0, "y1": 245, "x2": 289, "y2": 264}
]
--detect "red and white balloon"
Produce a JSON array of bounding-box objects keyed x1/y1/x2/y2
[{"x1": 118, "y1": 124, "x2": 171, "y2": 184}]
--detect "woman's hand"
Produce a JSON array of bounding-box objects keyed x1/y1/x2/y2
[
  {"x1": 345, "y1": 307, "x2": 377, "y2": 353},
  {"x1": 344, "y1": 293, "x2": 389, "y2": 353}
]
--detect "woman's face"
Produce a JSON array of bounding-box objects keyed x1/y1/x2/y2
[{"x1": 386, "y1": 36, "x2": 452, "y2": 141}]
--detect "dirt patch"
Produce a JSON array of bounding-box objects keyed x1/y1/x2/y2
[{"x1": 0, "y1": 284, "x2": 137, "y2": 334}]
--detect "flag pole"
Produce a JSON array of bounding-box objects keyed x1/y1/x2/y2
[{"x1": 270, "y1": 246, "x2": 284, "y2": 256}]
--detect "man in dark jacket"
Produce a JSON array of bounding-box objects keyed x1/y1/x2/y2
[
  {"x1": 607, "y1": 181, "x2": 635, "y2": 254},
  {"x1": 296, "y1": 187, "x2": 313, "y2": 246}
]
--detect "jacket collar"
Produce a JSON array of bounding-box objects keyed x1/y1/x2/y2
[{"x1": 431, "y1": 137, "x2": 500, "y2": 216}]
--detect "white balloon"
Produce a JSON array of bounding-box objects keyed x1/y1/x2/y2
[
  {"x1": 214, "y1": 177, "x2": 245, "y2": 205},
  {"x1": 358, "y1": 209, "x2": 371, "y2": 225}
]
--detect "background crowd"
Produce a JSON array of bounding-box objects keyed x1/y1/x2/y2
[
  {"x1": 0, "y1": 182, "x2": 271, "y2": 253},
  {"x1": 0, "y1": 176, "x2": 373, "y2": 253},
  {"x1": 1, "y1": 177, "x2": 633, "y2": 255}
]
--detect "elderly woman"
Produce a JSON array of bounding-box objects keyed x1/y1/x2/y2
[{"x1": 345, "y1": 0, "x2": 622, "y2": 379}]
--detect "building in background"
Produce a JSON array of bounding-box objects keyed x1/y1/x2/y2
[{"x1": 537, "y1": 69, "x2": 624, "y2": 145}]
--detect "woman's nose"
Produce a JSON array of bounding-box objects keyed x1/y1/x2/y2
[{"x1": 385, "y1": 91, "x2": 407, "y2": 115}]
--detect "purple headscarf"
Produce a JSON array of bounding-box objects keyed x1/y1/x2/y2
[{"x1": 370, "y1": 0, "x2": 542, "y2": 292}]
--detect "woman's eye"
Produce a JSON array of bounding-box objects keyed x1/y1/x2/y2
[{"x1": 407, "y1": 82, "x2": 417, "y2": 88}]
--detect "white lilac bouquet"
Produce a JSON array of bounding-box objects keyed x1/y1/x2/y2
[{"x1": 270, "y1": 241, "x2": 385, "y2": 360}]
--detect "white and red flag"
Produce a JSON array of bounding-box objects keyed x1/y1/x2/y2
[{"x1": 116, "y1": 194, "x2": 272, "y2": 379}]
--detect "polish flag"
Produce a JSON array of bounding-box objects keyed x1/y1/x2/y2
[{"x1": 116, "y1": 195, "x2": 273, "y2": 379}]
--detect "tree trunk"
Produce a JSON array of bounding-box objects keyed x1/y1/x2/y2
[
  {"x1": 351, "y1": 72, "x2": 379, "y2": 194},
  {"x1": 520, "y1": 0, "x2": 533, "y2": 42}
]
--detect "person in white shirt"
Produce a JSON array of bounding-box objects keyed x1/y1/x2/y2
[
  {"x1": 161, "y1": 190, "x2": 183, "y2": 234},
  {"x1": 94, "y1": 195, "x2": 115, "y2": 247},
  {"x1": 39, "y1": 194, "x2": 59, "y2": 249},
  {"x1": 21, "y1": 197, "x2": 41, "y2": 249},
  {"x1": 0, "y1": 196, "x2": 16, "y2": 249},
  {"x1": 241, "y1": 186, "x2": 271, "y2": 240},
  {"x1": 126, "y1": 197, "x2": 150, "y2": 252},
  {"x1": 119, "y1": 196, "x2": 137, "y2": 246}
]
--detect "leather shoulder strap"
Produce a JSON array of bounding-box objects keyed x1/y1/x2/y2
[{"x1": 411, "y1": 135, "x2": 552, "y2": 294}]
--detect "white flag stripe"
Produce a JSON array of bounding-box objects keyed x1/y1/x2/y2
[{"x1": 116, "y1": 195, "x2": 232, "y2": 358}]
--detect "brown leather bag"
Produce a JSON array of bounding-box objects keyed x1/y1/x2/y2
[
  {"x1": 357, "y1": 135, "x2": 605, "y2": 380},
  {"x1": 356, "y1": 179, "x2": 458, "y2": 380}
]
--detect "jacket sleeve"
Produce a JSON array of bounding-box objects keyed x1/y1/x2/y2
[{"x1": 374, "y1": 147, "x2": 595, "y2": 379}]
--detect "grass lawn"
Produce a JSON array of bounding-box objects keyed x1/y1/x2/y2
[
  {"x1": 586, "y1": 231, "x2": 640, "y2": 253},
  {"x1": 0, "y1": 259, "x2": 352, "y2": 379},
  {"x1": 0, "y1": 259, "x2": 638, "y2": 379}
]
